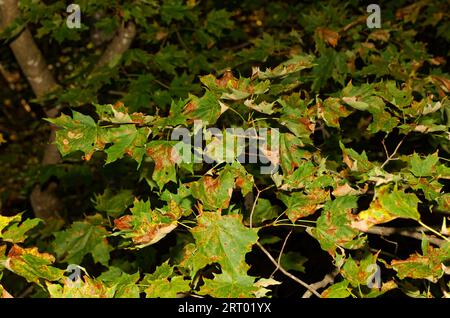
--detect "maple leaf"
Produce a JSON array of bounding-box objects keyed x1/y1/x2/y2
[{"x1": 113, "y1": 199, "x2": 180, "y2": 249}]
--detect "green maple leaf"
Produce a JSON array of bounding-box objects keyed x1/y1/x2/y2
[
  {"x1": 254, "y1": 54, "x2": 315, "y2": 79},
  {"x1": 249, "y1": 198, "x2": 280, "y2": 225},
  {"x1": 340, "y1": 141, "x2": 374, "y2": 174},
  {"x1": 341, "y1": 252, "x2": 379, "y2": 287},
  {"x1": 188, "y1": 212, "x2": 258, "y2": 276},
  {"x1": 321, "y1": 280, "x2": 352, "y2": 298},
  {"x1": 278, "y1": 98, "x2": 314, "y2": 145},
  {"x1": 278, "y1": 132, "x2": 312, "y2": 176},
  {"x1": 319, "y1": 97, "x2": 352, "y2": 128},
  {"x1": 143, "y1": 261, "x2": 190, "y2": 298},
  {"x1": 93, "y1": 189, "x2": 134, "y2": 218},
  {"x1": 352, "y1": 187, "x2": 421, "y2": 230},
  {"x1": 104, "y1": 126, "x2": 150, "y2": 165},
  {"x1": 200, "y1": 271, "x2": 259, "y2": 297},
  {"x1": 191, "y1": 213, "x2": 275, "y2": 297},
  {"x1": 278, "y1": 190, "x2": 329, "y2": 222},
  {"x1": 409, "y1": 152, "x2": 439, "y2": 177},
  {"x1": 183, "y1": 91, "x2": 222, "y2": 125},
  {"x1": 378, "y1": 190, "x2": 420, "y2": 221},
  {"x1": 52, "y1": 220, "x2": 112, "y2": 266},
  {"x1": 98, "y1": 267, "x2": 140, "y2": 298},
  {"x1": 0, "y1": 213, "x2": 41, "y2": 243}
]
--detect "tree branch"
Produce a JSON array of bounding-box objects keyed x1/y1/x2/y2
[
  {"x1": 0, "y1": 0, "x2": 58, "y2": 103},
  {"x1": 365, "y1": 225, "x2": 445, "y2": 247},
  {"x1": 256, "y1": 242, "x2": 322, "y2": 298},
  {"x1": 93, "y1": 21, "x2": 136, "y2": 71},
  {"x1": 1, "y1": 2, "x2": 137, "y2": 220},
  {"x1": 1, "y1": 0, "x2": 62, "y2": 220},
  {"x1": 302, "y1": 268, "x2": 339, "y2": 298}
]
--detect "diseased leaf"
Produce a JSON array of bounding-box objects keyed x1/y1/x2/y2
[
  {"x1": 47, "y1": 111, "x2": 101, "y2": 160},
  {"x1": 5, "y1": 245, "x2": 64, "y2": 286},
  {"x1": 189, "y1": 167, "x2": 235, "y2": 211},
  {"x1": 98, "y1": 267, "x2": 141, "y2": 298},
  {"x1": 113, "y1": 199, "x2": 180, "y2": 249},
  {"x1": 143, "y1": 262, "x2": 190, "y2": 298},
  {"x1": 378, "y1": 190, "x2": 420, "y2": 221},
  {"x1": 146, "y1": 141, "x2": 180, "y2": 188},
  {"x1": 309, "y1": 196, "x2": 366, "y2": 255},
  {"x1": 278, "y1": 190, "x2": 329, "y2": 222},
  {"x1": 391, "y1": 242, "x2": 450, "y2": 283},
  {"x1": 47, "y1": 276, "x2": 116, "y2": 298},
  {"x1": 341, "y1": 252, "x2": 379, "y2": 287}
]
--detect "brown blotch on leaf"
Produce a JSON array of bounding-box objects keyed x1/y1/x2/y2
[
  {"x1": 114, "y1": 215, "x2": 133, "y2": 230},
  {"x1": 316, "y1": 27, "x2": 340, "y2": 47}
]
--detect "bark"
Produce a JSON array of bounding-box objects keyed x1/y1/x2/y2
[
  {"x1": 94, "y1": 21, "x2": 137, "y2": 71},
  {"x1": 1, "y1": 0, "x2": 61, "y2": 220},
  {"x1": 1, "y1": 1, "x2": 137, "y2": 220}
]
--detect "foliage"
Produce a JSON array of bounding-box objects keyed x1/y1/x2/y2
[{"x1": 0, "y1": 0, "x2": 449, "y2": 298}]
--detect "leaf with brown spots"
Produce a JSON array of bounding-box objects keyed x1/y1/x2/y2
[
  {"x1": 4, "y1": 245, "x2": 64, "y2": 286},
  {"x1": 308, "y1": 196, "x2": 366, "y2": 255},
  {"x1": 113, "y1": 199, "x2": 180, "y2": 249},
  {"x1": 341, "y1": 251, "x2": 379, "y2": 287},
  {"x1": 146, "y1": 141, "x2": 180, "y2": 188},
  {"x1": 252, "y1": 54, "x2": 315, "y2": 79},
  {"x1": 46, "y1": 276, "x2": 116, "y2": 298},
  {"x1": 391, "y1": 242, "x2": 450, "y2": 283},
  {"x1": 182, "y1": 91, "x2": 222, "y2": 125},
  {"x1": 46, "y1": 111, "x2": 101, "y2": 159},
  {"x1": 316, "y1": 27, "x2": 340, "y2": 47},
  {"x1": 278, "y1": 190, "x2": 329, "y2": 222},
  {"x1": 189, "y1": 166, "x2": 235, "y2": 211}
]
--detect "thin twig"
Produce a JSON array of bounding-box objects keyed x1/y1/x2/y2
[
  {"x1": 249, "y1": 189, "x2": 261, "y2": 229},
  {"x1": 17, "y1": 285, "x2": 33, "y2": 298},
  {"x1": 256, "y1": 242, "x2": 322, "y2": 298},
  {"x1": 301, "y1": 268, "x2": 340, "y2": 298},
  {"x1": 380, "y1": 136, "x2": 406, "y2": 169},
  {"x1": 270, "y1": 230, "x2": 293, "y2": 278}
]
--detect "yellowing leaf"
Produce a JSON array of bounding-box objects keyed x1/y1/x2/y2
[
  {"x1": 5, "y1": 245, "x2": 64, "y2": 286},
  {"x1": 47, "y1": 276, "x2": 116, "y2": 298}
]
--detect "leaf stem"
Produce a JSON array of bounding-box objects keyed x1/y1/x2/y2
[{"x1": 418, "y1": 220, "x2": 450, "y2": 242}]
